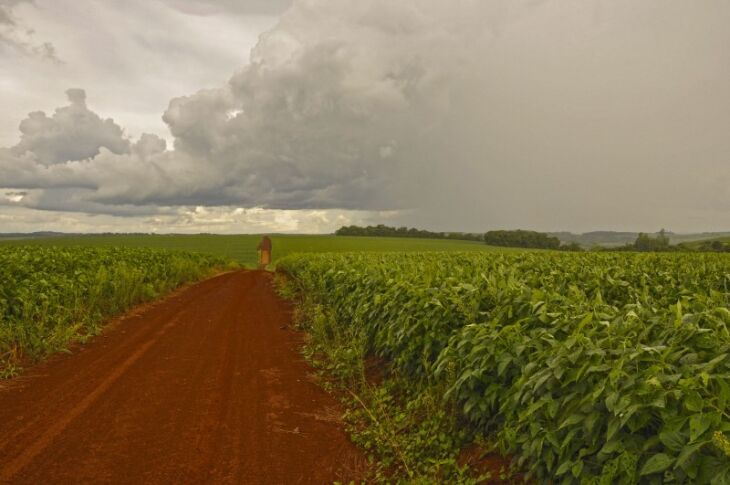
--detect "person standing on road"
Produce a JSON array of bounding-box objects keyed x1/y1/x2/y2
[{"x1": 257, "y1": 235, "x2": 272, "y2": 270}]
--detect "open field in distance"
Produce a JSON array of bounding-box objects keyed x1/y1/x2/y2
[{"x1": 0, "y1": 234, "x2": 509, "y2": 267}]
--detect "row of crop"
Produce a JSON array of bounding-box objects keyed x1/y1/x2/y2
[
  {"x1": 0, "y1": 246, "x2": 228, "y2": 376},
  {"x1": 278, "y1": 251, "x2": 730, "y2": 484}
]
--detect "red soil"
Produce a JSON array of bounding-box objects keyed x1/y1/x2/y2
[{"x1": 0, "y1": 270, "x2": 368, "y2": 484}]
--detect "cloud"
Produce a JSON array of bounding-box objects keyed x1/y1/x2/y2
[
  {"x1": 1, "y1": 0, "x2": 729, "y2": 233},
  {"x1": 11, "y1": 89, "x2": 130, "y2": 165},
  {"x1": 162, "y1": 0, "x2": 293, "y2": 17},
  {"x1": 4, "y1": 0, "x2": 474, "y2": 213},
  {"x1": 3, "y1": 190, "x2": 26, "y2": 202},
  {"x1": 0, "y1": 0, "x2": 57, "y2": 60},
  {"x1": 0, "y1": 200, "x2": 394, "y2": 234},
  {"x1": 148, "y1": 0, "x2": 500, "y2": 211},
  {"x1": 132, "y1": 133, "x2": 167, "y2": 160},
  {"x1": 0, "y1": 0, "x2": 276, "y2": 148},
  {"x1": 0, "y1": 0, "x2": 17, "y2": 25}
]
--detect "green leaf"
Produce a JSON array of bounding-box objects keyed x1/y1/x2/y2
[
  {"x1": 497, "y1": 356, "x2": 512, "y2": 376},
  {"x1": 685, "y1": 391, "x2": 704, "y2": 412},
  {"x1": 690, "y1": 414, "x2": 712, "y2": 442},
  {"x1": 605, "y1": 392, "x2": 620, "y2": 412},
  {"x1": 640, "y1": 453, "x2": 674, "y2": 476},
  {"x1": 659, "y1": 430, "x2": 685, "y2": 453},
  {"x1": 606, "y1": 417, "x2": 621, "y2": 441},
  {"x1": 572, "y1": 460, "x2": 584, "y2": 478},
  {"x1": 718, "y1": 379, "x2": 730, "y2": 409},
  {"x1": 560, "y1": 413, "x2": 584, "y2": 430},
  {"x1": 703, "y1": 353, "x2": 728, "y2": 372},
  {"x1": 555, "y1": 460, "x2": 573, "y2": 476},
  {"x1": 599, "y1": 439, "x2": 623, "y2": 455},
  {"x1": 675, "y1": 442, "x2": 704, "y2": 469},
  {"x1": 710, "y1": 468, "x2": 730, "y2": 485}
]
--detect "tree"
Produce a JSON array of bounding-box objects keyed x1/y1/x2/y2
[
  {"x1": 483, "y1": 230, "x2": 561, "y2": 249},
  {"x1": 335, "y1": 225, "x2": 482, "y2": 242},
  {"x1": 634, "y1": 231, "x2": 672, "y2": 251}
]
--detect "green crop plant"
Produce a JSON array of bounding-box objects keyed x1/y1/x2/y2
[
  {"x1": 0, "y1": 246, "x2": 229, "y2": 376},
  {"x1": 279, "y1": 251, "x2": 730, "y2": 484}
]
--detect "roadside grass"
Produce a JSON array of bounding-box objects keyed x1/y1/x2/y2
[{"x1": 0, "y1": 234, "x2": 508, "y2": 268}]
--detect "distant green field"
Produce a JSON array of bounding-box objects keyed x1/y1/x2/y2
[{"x1": 0, "y1": 234, "x2": 506, "y2": 267}]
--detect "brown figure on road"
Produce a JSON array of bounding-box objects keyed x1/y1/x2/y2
[{"x1": 257, "y1": 235, "x2": 272, "y2": 270}]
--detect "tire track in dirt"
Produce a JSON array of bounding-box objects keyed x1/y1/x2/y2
[{"x1": 0, "y1": 270, "x2": 367, "y2": 484}]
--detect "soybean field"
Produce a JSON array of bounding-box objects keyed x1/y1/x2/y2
[
  {"x1": 0, "y1": 234, "x2": 506, "y2": 267},
  {"x1": 0, "y1": 246, "x2": 228, "y2": 377},
  {"x1": 279, "y1": 251, "x2": 730, "y2": 484}
]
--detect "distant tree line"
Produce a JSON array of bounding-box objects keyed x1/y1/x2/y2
[
  {"x1": 484, "y1": 230, "x2": 560, "y2": 249},
  {"x1": 590, "y1": 229, "x2": 730, "y2": 253},
  {"x1": 334, "y1": 225, "x2": 483, "y2": 242},
  {"x1": 336, "y1": 225, "x2": 730, "y2": 253},
  {"x1": 483, "y1": 230, "x2": 583, "y2": 251},
  {"x1": 609, "y1": 230, "x2": 682, "y2": 252},
  {"x1": 632, "y1": 230, "x2": 674, "y2": 251}
]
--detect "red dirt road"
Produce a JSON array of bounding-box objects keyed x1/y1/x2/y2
[{"x1": 0, "y1": 271, "x2": 367, "y2": 484}]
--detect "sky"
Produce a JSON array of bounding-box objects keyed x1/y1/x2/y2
[{"x1": 0, "y1": 0, "x2": 728, "y2": 234}]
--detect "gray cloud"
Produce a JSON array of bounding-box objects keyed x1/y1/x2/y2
[
  {"x1": 0, "y1": 0, "x2": 57, "y2": 60},
  {"x1": 145, "y1": 0, "x2": 494, "y2": 211},
  {"x1": 0, "y1": 201, "x2": 388, "y2": 234},
  {"x1": 132, "y1": 133, "x2": 167, "y2": 160},
  {"x1": 0, "y1": 0, "x2": 276, "y2": 148},
  {"x1": 11, "y1": 89, "x2": 130, "y2": 165},
  {"x1": 0, "y1": 1, "x2": 18, "y2": 25},
  {"x1": 1, "y1": 0, "x2": 729, "y2": 233},
  {"x1": 162, "y1": 0, "x2": 293, "y2": 16}
]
